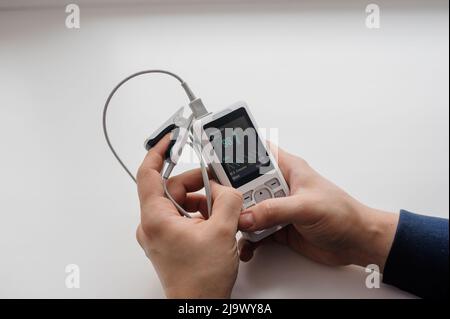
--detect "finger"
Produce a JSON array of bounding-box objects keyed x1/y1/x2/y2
[
  {"x1": 271, "y1": 225, "x2": 291, "y2": 245},
  {"x1": 208, "y1": 181, "x2": 243, "y2": 236},
  {"x1": 238, "y1": 237, "x2": 269, "y2": 262},
  {"x1": 238, "y1": 238, "x2": 257, "y2": 262},
  {"x1": 183, "y1": 193, "x2": 209, "y2": 218},
  {"x1": 136, "y1": 134, "x2": 172, "y2": 201},
  {"x1": 166, "y1": 168, "x2": 205, "y2": 203},
  {"x1": 137, "y1": 134, "x2": 182, "y2": 237},
  {"x1": 238, "y1": 225, "x2": 293, "y2": 262},
  {"x1": 238, "y1": 195, "x2": 311, "y2": 231}
]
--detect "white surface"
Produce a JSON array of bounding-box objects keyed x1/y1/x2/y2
[{"x1": 0, "y1": 0, "x2": 448, "y2": 298}]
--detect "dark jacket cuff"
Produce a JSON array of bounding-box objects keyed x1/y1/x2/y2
[{"x1": 382, "y1": 210, "x2": 449, "y2": 298}]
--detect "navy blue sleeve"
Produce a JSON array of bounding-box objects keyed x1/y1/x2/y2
[{"x1": 382, "y1": 210, "x2": 449, "y2": 299}]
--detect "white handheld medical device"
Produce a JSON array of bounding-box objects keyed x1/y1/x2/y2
[
  {"x1": 102, "y1": 69, "x2": 289, "y2": 242},
  {"x1": 193, "y1": 101, "x2": 290, "y2": 241}
]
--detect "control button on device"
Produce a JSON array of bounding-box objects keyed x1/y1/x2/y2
[
  {"x1": 274, "y1": 190, "x2": 286, "y2": 198},
  {"x1": 265, "y1": 178, "x2": 280, "y2": 190},
  {"x1": 253, "y1": 187, "x2": 272, "y2": 203},
  {"x1": 243, "y1": 190, "x2": 253, "y2": 205}
]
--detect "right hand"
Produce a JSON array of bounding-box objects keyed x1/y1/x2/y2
[
  {"x1": 238, "y1": 144, "x2": 399, "y2": 271},
  {"x1": 136, "y1": 135, "x2": 243, "y2": 298}
]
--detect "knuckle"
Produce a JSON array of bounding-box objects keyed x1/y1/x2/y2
[
  {"x1": 140, "y1": 215, "x2": 166, "y2": 239},
  {"x1": 217, "y1": 224, "x2": 230, "y2": 238},
  {"x1": 166, "y1": 176, "x2": 183, "y2": 196},
  {"x1": 141, "y1": 213, "x2": 180, "y2": 243},
  {"x1": 231, "y1": 188, "x2": 243, "y2": 200},
  {"x1": 259, "y1": 200, "x2": 274, "y2": 222},
  {"x1": 190, "y1": 231, "x2": 206, "y2": 246},
  {"x1": 140, "y1": 215, "x2": 156, "y2": 237},
  {"x1": 296, "y1": 156, "x2": 309, "y2": 168},
  {"x1": 300, "y1": 193, "x2": 317, "y2": 213},
  {"x1": 136, "y1": 164, "x2": 152, "y2": 183},
  {"x1": 164, "y1": 225, "x2": 184, "y2": 243},
  {"x1": 214, "y1": 223, "x2": 232, "y2": 239},
  {"x1": 166, "y1": 176, "x2": 178, "y2": 189},
  {"x1": 225, "y1": 188, "x2": 243, "y2": 204},
  {"x1": 297, "y1": 196, "x2": 309, "y2": 212},
  {"x1": 135, "y1": 225, "x2": 143, "y2": 245},
  {"x1": 135, "y1": 224, "x2": 151, "y2": 258}
]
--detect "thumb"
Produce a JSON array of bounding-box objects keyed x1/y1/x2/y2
[
  {"x1": 208, "y1": 181, "x2": 243, "y2": 236},
  {"x1": 238, "y1": 195, "x2": 308, "y2": 231}
]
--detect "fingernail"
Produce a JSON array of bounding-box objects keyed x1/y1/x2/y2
[{"x1": 239, "y1": 212, "x2": 255, "y2": 230}]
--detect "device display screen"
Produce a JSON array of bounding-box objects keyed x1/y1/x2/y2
[{"x1": 203, "y1": 107, "x2": 273, "y2": 188}]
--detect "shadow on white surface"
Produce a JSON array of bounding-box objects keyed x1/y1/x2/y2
[{"x1": 234, "y1": 242, "x2": 414, "y2": 298}]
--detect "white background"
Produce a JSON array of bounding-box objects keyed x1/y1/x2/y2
[{"x1": 0, "y1": 0, "x2": 448, "y2": 298}]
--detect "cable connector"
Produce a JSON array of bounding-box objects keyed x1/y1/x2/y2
[
  {"x1": 189, "y1": 97, "x2": 208, "y2": 119},
  {"x1": 181, "y1": 81, "x2": 209, "y2": 118}
]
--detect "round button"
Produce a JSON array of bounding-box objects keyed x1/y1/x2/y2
[{"x1": 253, "y1": 187, "x2": 273, "y2": 203}]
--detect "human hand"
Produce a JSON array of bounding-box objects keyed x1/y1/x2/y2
[
  {"x1": 238, "y1": 144, "x2": 399, "y2": 271},
  {"x1": 136, "y1": 135, "x2": 243, "y2": 298}
]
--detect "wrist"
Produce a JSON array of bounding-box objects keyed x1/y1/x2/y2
[{"x1": 349, "y1": 202, "x2": 399, "y2": 272}]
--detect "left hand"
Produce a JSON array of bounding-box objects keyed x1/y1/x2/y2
[{"x1": 136, "y1": 134, "x2": 243, "y2": 298}]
